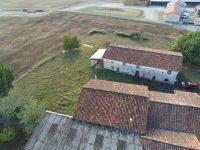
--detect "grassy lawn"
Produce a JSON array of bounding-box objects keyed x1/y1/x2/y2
[
  {"x1": 181, "y1": 64, "x2": 200, "y2": 82},
  {"x1": 78, "y1": 6, "x2": 143, "y2": 18},
  {"x1": 7, "y1": 34, "x2": 200, "y2": 116}
]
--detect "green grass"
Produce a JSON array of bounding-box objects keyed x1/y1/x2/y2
[
  {"x1": 79, "y1": 6, "x2": 143, "y2": 18},
  {"x1": 7, "y1": 34, "x2": 200, "y2": 115},
  {"x1": 181, "y1": 64, "x2": 200, "y2": 82}
]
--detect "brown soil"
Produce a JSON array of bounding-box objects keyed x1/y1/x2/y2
[{"x1": 0, "y1": 12, "x2": 186, "y2": 79}]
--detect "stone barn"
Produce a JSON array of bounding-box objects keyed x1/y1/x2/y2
[{"x1": 91, "y1": 44, "x2": 183, "y2": 84}]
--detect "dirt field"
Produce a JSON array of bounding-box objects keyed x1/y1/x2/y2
[{"x1": 0, "y1": 12, "x2": 186, "y2": 79}]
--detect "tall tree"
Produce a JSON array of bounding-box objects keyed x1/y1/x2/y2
[{"x1": 171, "y1": 31, "x2": 200, "y2": 65}]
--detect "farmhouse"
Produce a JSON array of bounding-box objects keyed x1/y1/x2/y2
[
  {"x1": 195, "y1": 4, "x2": 200, "y2": 16},
  {"x1": 25, "y1": 80, "x2": 200, "y2": 150},
  {"x1": 163, "y1": 0, "x2": 186, "y2": 22},
  {"x1": 150, "y1": 0, "x2": 200, "y2": 5},
  {"x1": 90, "y1": 44, "x2": 183, "y2": 84}
]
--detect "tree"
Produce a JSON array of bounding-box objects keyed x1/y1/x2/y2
[
  {"x1": 171, "y1": 30, "x2": 200, "y2": 65},
  {"x1": 0, "y1": 62, "x2": 14, "y2": 96},
  {"x1": 62, "y1": 35, "x2": 80, "y2": 51}
]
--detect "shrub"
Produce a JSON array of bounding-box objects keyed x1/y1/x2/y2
[
  {"x1": 88, "y1": 28, "x2": 106, "y2": 35},
  {"x1": 114, "y1": 31, "x2": 130, "y2": 37},
  {"x1": 0, "y1": 62, "x2": 15, "y2": 96},
  {"x1": 62, "y1": 35, "x2": 80, "y2": 51},
  {"x1": 0, "y1": 127, "x2": 15, "y2": 142},
  {"x1": 0, "y1": 96, "x2": 26, "y2": 127},
  {"x1": 115, "y1": 31, "x2": 147, "y2": 41},
  {"x1": 171, "y1": 30, "x2": 200, "y2": 65},
  {"x1": 19, "y1": 100, "x2": 44, "y2": 135}
]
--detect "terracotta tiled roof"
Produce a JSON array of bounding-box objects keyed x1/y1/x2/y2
[
  {"x1": 164, "y1": 5, "x2": 183, "y2": 16},
  {"x1": 149, "y1": 90, "x2": 200, "y2": 108},
  {"x1": 148, "y1": 94, "x2": 200, "y2": 141},
  {"x1": 102, "y1": 44, "x2": 183, "y2": 72},
  {"x1": 167, "y1": 0, "x2": 187, "y2": 8},
  {"x1": 83, "y1": 79, "x2": 149, "y2": 97},
  {"x1": 142, "y1": 129, "x2": 200, "y2": 149},
  {"x1": 74, "y1": 80, "x2": 149, "y2": 134},
  {"x1": 164, "y1": 0, "x2": 186, "y2": 16}
]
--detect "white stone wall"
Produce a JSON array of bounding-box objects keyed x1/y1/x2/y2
[
  {"x1": 91, "y1": 60, "x2": 97, "y2": 66},
  {"x1": 164, "y1": 14, "x2": 180, "y2": 23},
  {"x1": 103, "y1": 59, "x2": 178, "y2": 84}
]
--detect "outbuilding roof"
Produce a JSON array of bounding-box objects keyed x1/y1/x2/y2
[
  {"x1": 74, "y1": 79, "x2": 149, "y2": 134},
  {"x1": 149, "y1": 90, "x2": 200, "y2": 108},
  {"x1": 142, "y1": 129, "x2": 200, "y2": 149},
  {"x1": 164, "y1": 5, "x2": 183, "y2": 16},
  {"x1": 164, "y1": 0, "x2": 186, "y2": 16},
  {"x1": 196, "y1": 4, "x2": 200, "y2": 10},
  {"x1": 24, "y1": 111, "x2": 142, "y2": 150},
  {"x1": 90, "y1": 49, "x2": 106, "y2": 60},
  {"x1": 102, "y1": 44, "x2": 183, "y2": 72},
  {"x1": 83, "y1": 79, "x2": 149, "y2": 97},
  {"x1": 167, "y1": 0, "x2": 187, "y2": 8}
]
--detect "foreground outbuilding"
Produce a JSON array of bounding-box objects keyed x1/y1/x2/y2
[{"x1": 25, "y1": 80, "x2": 200, "y2": 150}]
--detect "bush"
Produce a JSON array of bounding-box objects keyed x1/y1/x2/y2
[
  {"x1": 171, "y1": 30, "x2": 200, "y2": 65},
  {"x1": 62, "y1": 35, "x2": 80, "y2": 51},
  {"x1": 0, "y1": 127, "x2": 15, "y2": 142},
  {"x1": 114, "y1": 31, "x2": 130, "y2": 37},
  {"x1": 0, "y1": 62, "x2": 15, "y2": 96},
  {"x1": 19, "y1": 100, "x2": 44, "y2": 135},
  {"x1": 114, "y1": 31, "x2": 147, "y2": 41},
  {"x1": 0, "y1": 96, "x2": 25, "y2": 127},
  {"x1": 88, "y1": 28, "x2": 106, "y2": 36}
]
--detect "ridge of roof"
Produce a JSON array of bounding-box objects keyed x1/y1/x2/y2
[
  {"x1": 83, "y1": 79, "x2": 149, "y2": 97},
  {"x1": 108, "y1": 44, "x2": 183, "y2": 57}
]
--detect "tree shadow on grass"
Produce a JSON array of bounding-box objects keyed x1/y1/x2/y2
[{"x1": 63, "y1": 50, "x2": 81, "y2": 61}]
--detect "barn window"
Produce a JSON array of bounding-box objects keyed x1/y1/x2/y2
[
  {"x1": 164, "y1": 79, "x2": 169, "y2": 82},
  {"x1": 136, "y1": 65, "x2": 140, "y2": 69},
  {"x1": 152, "y1": 76, "x2": 156, "y2": 80},
  {"x1": 167, "y1": 70, "x2": 172, "y2": 75},
  {"x1": 111, "y1": 66, "x2": 114, "y2": 69}
]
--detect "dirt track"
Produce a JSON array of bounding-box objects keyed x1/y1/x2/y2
[{"x1": 0, "y1": 12, "x2": 185, "y2": 79}]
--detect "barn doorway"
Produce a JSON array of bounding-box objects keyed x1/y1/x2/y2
[{"x1": 135, "y1": 71, "x2": 139, "y2": 77}]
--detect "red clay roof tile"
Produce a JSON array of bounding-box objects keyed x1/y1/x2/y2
[
  {"x1": 74, "y1": 80, "x2": 149, "y2": 134},
  {"x1": 142, "y1": 129, "x2": 200, "y2": 149}
]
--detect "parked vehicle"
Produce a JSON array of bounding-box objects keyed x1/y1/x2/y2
[
  {"x1": 22, "y1": 9, "x2": 45, "y2": 13},
  {"x1": 179, "y1": 81, "x2": 200, "y2": 91}
]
